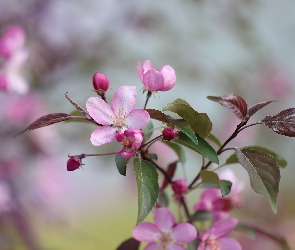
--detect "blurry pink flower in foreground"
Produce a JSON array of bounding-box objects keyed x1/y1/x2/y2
[
  {"x1": 194, "y1": 169, "x2": 243, "y2": 222},
  {"x1": 116, "y1": 128, "x2": 144, "y2": 158},
  {"x1": 133, "y1": 208, "x2": 197, "y2": 250},
  {"x1": 86, "y1": 85, "x2": 150, "y2": 146},
  {"x1": 0, "y1": 26, "x2": 29, "y2": 94},
  {"x1": 198, "y1": 218, "x2": 241, "y2": 250},
  {"x1": 137, "y1": 60, "x2": 176, "y2": 93}
]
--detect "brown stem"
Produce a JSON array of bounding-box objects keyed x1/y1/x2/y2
[{"x1": 144, "y1": 91, "x2": 152, "y2": 109}]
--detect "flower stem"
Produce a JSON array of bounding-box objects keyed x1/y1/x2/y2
[{"x1": 144, "y1": 91, "x2": 152, "y2": 109}]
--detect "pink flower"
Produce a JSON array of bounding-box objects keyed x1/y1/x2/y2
[
  {"x1": 137, "y1": 60, "x2": 176, "y2": 92},
  {"x1": 162, "y1": 128, "x2": 178, "y2": 141},
  {"x1": 86, "y1": 85, "x2": 150, "y2": 146},
  {"x1": 172, "y1": 178, "x2": 187, "y2": 195},
  {"x1": 198, "y1": 218, "x2": 241, "y2": 250},
  {"x1": 194, "y1": 169, "x2": 243, "y2": 222},
  {"x1": 132, "y1": 208, "x2": 197, "y2": 250},
  {"x1": 116, "y1": 128, "x2": 144, "y2": 158},
  {"x1": 92, "y1": 72, "x2": 109, "y2": 93}
]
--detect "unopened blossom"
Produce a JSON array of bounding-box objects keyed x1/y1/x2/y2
[
  {"x1": 92, "y1": 72, "x2": 109, "y2": 93},
  {"x1": 67, "y1": 154, "x2": 85, "y2": 171},
  {"x1": 172, "y1": 178, "x2": 187, "y2": 195},
  {"x1": 86, "y1": 85, "x2": 150, "y2": 146},
  {"x1": 0, "y1": 26, "x2": 28, "y2": 94},
  {"x1": 116, "y1": 128, "x2": 144, "y2": 158},
  {"x1": 162, "y1": 128, "x2": 178, "y2": 141},
  {"x1": 198, "y1": 218, "x2": 241, "y2": 250},
  {"x1": 137, "y1": 60, "x2": 176, "y2": 93},
  {"x1": 133, "y1": 207, "x2": 197, "y2": 250}
]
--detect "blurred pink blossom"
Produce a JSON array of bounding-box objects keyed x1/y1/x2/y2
[
  {"x1": 198, "y1": 218, "x2": 241, "y2": 250},
  {"x1": 132, "y1": 207, "x2": 197, "y2": 250},
  {"x1": 0, "y1": 26, "x2": 29, "y2": 94}
]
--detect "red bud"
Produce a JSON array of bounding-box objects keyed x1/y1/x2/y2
[{"x1": 92, "y1": 72, "x2": 109, "y2": 93}]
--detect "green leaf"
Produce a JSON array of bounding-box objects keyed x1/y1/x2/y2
[
  {"x1": 133, "y1": 158, "x2": 159, "y2": 224},
  {"x1": 163, "y1": 98, "x2": 212, "y2": 137},
  {"x1": 158, "y1": 190, "x2": 170, "y2": 208},
  {"x1": 226, "y1": 146, "x2": 287, "y2": 168},
  {"x1": 190, "y1": 210, "x2": 213, "y2": 222},
  {"x1": 147, "y1": 154, "x2": 158, "y2": 161},
  {"x1": 200, "y1": 170, "x2": 232, "y2": 196},
  {"x1": 172, "y1": 120, "x2": 198, "y2": 145},
  {"x1": 163, "y1": 141, "x2": 186, "y2": 165},
  {"x1": 235, "y1": 148, "x2": 280, "y2": 213},
  {"x1": 207, "y1": 133, "x2": 222, "y2": 147},
  {"x1": 146, "y1": 109, "x2": 174, "y2": 127},
  {"x1": 115, "y1": 154, "x2": 129, "y2": 176},
  {"x1": 142, "y1": 121, "x2": 154, "y2": 142},
  {"x1": 187, "y1": 240, "x2": 200, "y2": 250},
  {"x1": 219, "y1": 180, "x2": 232, "y2": 197},
  {"x1": 175, "y1": 132, "x2": 219, "y2": 164},
  {"x1": 235, "y1": 224, "x2": 257, "y2": 239},
  {"x1": 200, "y1": 170, "x2": 219, "y2": 185}
]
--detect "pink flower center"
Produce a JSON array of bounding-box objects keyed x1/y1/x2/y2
[
  {"x1": 111, "y1": 109, "x2": 127, "y2": 129},
  {"x1": 206, "y1": 239, "x2": 220, "y2": 250},
  {"x1": 158, "y1": 232, "x2": 173, "y2": 247},
  {"x1": 122, "y1": 138, "x2": 133, "y2": 149}
]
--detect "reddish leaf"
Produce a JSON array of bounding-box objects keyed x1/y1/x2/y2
[
  {"x1": 247, "y1": 101, "x2": 275, "y2": 118},
  {"x1": 207, "y1": 94, "x2": 248, "y2": 120},
  {"x1": 15, "y1": 113, "x2": 72, "y2": 136},
  {"x1": 160, "y1": 161, "x2": 177, "y2": 191},
  {"x1": 262, "y1": 108, "x2": 295, "y2": 137},
  {"x1": 65, "y1": 93, "x2": 90, "y2": 119},
  {"x1": 116, "y1": 238, "x2": 140, "y2": 250},
  {"x1": 146, "y1": 109, "x2": 174, "y2": 127},
  {"x1": 235, "y1": 148, "x2": 280, "y2": 212}
]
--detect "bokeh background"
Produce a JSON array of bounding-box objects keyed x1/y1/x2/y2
[{"x1": 0, "y1": 0, "x2": 295, "y2": 249}]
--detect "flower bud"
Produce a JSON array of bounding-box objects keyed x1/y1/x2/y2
[
  {"x1": 92, "y1": 72, "x2": 109, "y2": 94},
  {"x1": 162, "y1": 128, "x2": 178, "y2": 141},
  {"x1": 67, "y1": 154, "x2": 85, "y2": 171},
  {"x1": 172, "y1": 178, "x2": 187, "y2": 195}
]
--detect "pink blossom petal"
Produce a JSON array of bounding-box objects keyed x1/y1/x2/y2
[
  {"x1": 154, "y1": 208, "x2": 175, "y2": 232},
  {"x1": 119, "y1": 149, "x2": 135, "y2": 158},
  {"x1": 143, "y1": 60, "x2": 154, "y2": 73},
  {"x1": 200, "y1": 218, "x2": 238, "y2": 241},
  {"x1": 90, "y1": 126, "x2": 116, "y2": 146},
  {"x1": 171, "y1": 223, "x2": 197, "y2": 242},
  {"x1": 144, "y1": 243, "x2": 162, "y2": 250},
  {"x1": 160, "y1": 65, "x2": 176, "y2": 91},
  {"x1": 197, "y1": 242, "x2": 206, "y2": 250},
  {"x1": 126, "y1": 109, "x2": 150, "y2": 129},
  {"x1": 194, "y1": 188, "x2": 221, "y2": 211},
  {"x1": 132, "y1": 222, "x2": 160, "y2": 243},
  {"x1": 166, "y1": 243, "x2": 187, "y2": 250},
  {"x1": 137, "y1": 60, "x2": 144, "y2": 82},
  {"x1": 86, "y1": 97, "x2": 114, "y2": 125},
  {"x1": 218, "y1": 236, "x2": 242, "y2": 250},
  {"x1": 112, "y1": 85, "x2": 136, "y2": 116},
  {"x1": 132, "y1": 131, "x2": 144, "y2": 150},
  {"x1": 143, "y1": 69, "x2": 165, "y2": 91}
]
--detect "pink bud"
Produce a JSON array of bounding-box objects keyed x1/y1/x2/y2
[
  {"x1": 162, "y1": 128, "x2": 178, "y2": 141},
  {"x1": 92, "y1": 72, "x2": 109, "y2": 93},
  {"x1": 172, "y1": 178, "x2": 187, "y2": 195},
  {"x1": 67, "y1": 154, "x2": 85, "y2": 171}
]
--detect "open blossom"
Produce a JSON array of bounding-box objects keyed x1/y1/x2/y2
[
  {"x1": 116, "y1": 129, "x2": 144, "y2": 158},
  {"x1": 137, "y1": 60, "x2": 176, "y2": 93},
  {"x1": 198, "y1": 218, "x2": 241, "y2": 250},
  {"x1": 0, "y1": 26, "x2": 28, "y2": 94},
  {"x1": 194, "y1": 169, "x2": 243, "y2": 222},
  {"x1": 133, "y1": 208, "x2": 197, "y2": 250},
  {"x1": 86, "y1": 85, "x2": 150, "y2": 146}
]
